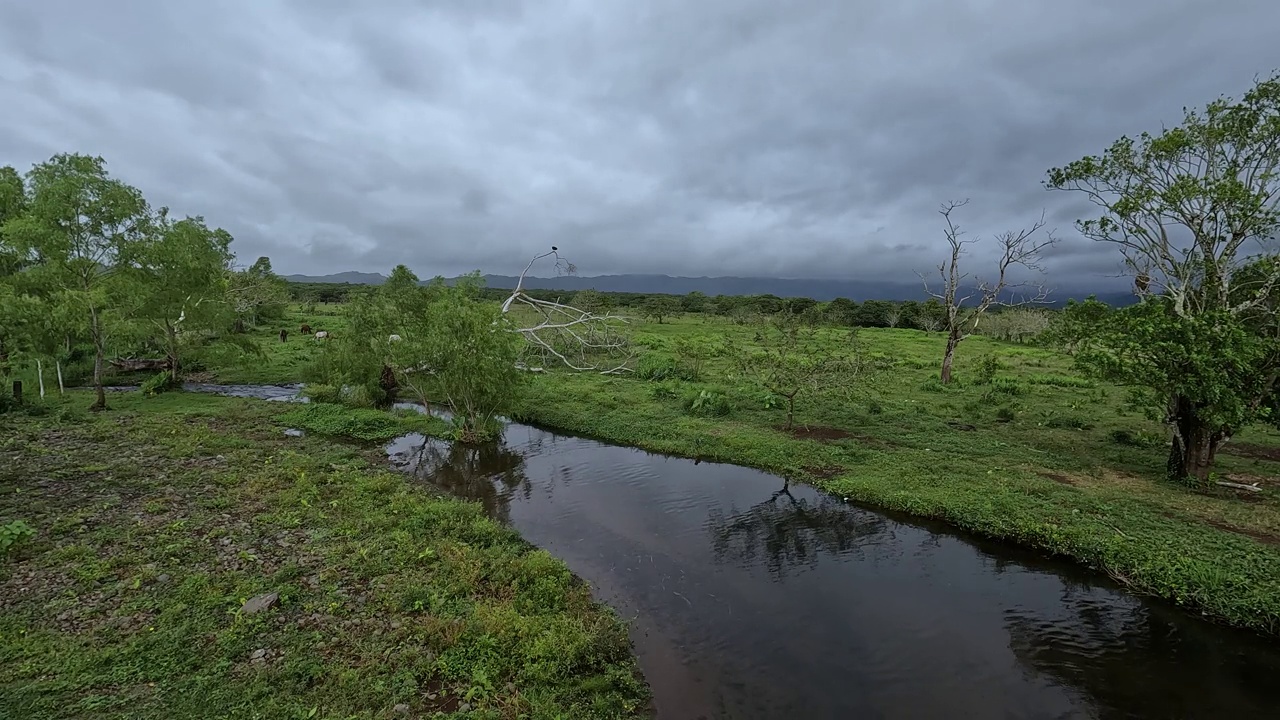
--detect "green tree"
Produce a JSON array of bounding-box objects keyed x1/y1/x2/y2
[
  {"x1": 680, "y1": 290, "x2": 708, "y2": 313},
  {"x1": 2, "y1": 153, "x2": 151, "y2": 410},
  {"x1": 389, "y1": 274, "x2": 525, "y2": 442},
  {"x1": 228, "y1": 256, "x2": 289, "y2": 332},
  {"x1": 823, "y1": 297, "x2": 857, "y2": 325},
  {"x1": 572, "y1": 288, "x2": 610, "y2": 314},
  {"x1": 128, "y1": 214, "x2": 236, "y2": 384},
  {"x1": 732, "y1": 316, "x2": 871, "y2": 430},
  {"x1": 642, "y1": 295, "x2": 680, "y2": 324},
  {"x1": 1046, "y1": 72, "x2": 1280, "y2": 483}
]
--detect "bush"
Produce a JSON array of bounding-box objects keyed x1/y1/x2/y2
[
  {"x1": 140, "y1": 371, "x2": 177, "y2": 396},
  {"x1": 974, "y1": 354, "x2": 1000, "y2": 385},
  {"x1": 635, "y1": 354, "x2": 698, "y2": 382},
  {"x1": 301, "y1": 383, "x2": 344, "y2": 404},
  {"x1": 682, "y1": 388, "x2": 732, "y2": 417},
  {"x1": 648, "y1": 383, "x2": 680, "y2": 401},
  {"x1": 995, "y1": 406, "x2": 1016, "y2": 423},
  {"x1": 868, "y1": 399, "x2": 884, "y2": 415}
]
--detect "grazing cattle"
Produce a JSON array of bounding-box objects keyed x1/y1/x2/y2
[
  {"x1": 279, "y1": 329, "x2": 288, "y2": 343},
  {"x1": 314, "y1": 331, "x2": 329, "y2": 340},
  {"x1": 300, "y1": 324, "x2": 312, "y2": 335},
  {"x1": 388, "y1": 334, "x2": 402, "y2": 342}
]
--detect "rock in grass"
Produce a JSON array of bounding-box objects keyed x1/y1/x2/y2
[{"x1": 241, "y1": 592, "x2": 279, "y2": 615}]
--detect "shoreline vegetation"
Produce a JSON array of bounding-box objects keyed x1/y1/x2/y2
[{"x1": 212, "y1": 307, "x2": 1280, "y2": 639}]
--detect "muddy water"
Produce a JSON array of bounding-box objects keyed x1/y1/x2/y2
[{"x1": 191, "y1": 385, "x2": 1280, "y2": 719}]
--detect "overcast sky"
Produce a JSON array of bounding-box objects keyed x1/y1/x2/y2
[{"x1": 1, "y1": 1, "x2": 1276, "y2": 286}]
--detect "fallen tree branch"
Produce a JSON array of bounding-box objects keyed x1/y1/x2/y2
[
  {"x1": 1216, "y1": 480, "x2": 1263, "y2": 492},
  {"x1": 110, "y1": 357, "x2": 172, "y2": 371},
  {"x1": 501, "y1": 248, "x2": 635, "y2": 374}
]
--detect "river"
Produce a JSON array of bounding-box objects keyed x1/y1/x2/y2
[{"x1": 192, "y1": 384, "x2": 1280, "y2": 719}]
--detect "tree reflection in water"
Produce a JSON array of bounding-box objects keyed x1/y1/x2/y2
[
  {"x1": 398, "y1": 437, "x2": 530, "y2": 523},
  {"x1": 707, "y1": 482, "x2": 888, "y2": 578}
]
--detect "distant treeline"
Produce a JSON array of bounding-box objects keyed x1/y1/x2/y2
[{"x1": 286, "y1": 281, "x2": 1052, "y2": 337}]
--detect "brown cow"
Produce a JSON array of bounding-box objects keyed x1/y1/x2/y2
[
  {"x1": 300, "y1": 324, "x2": 312, "y2": 335},
  {"x1": 279, "y1": 329, "x2": 288, "y2": 343}
]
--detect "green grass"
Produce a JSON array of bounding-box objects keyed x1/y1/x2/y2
[
  {"x1": 198, "y1": 306, "x2": 1280, "y2": 636},
  {"x1": 0, "y1": 391, "x2": 648, "y2": 719}
]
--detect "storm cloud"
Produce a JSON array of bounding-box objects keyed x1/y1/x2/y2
[{"x1": 1, "y1": 0, "x2": 1276, "y2": 287}]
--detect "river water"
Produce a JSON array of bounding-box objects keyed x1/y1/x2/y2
[{"x1": 192, "y1": 385, "x2": 1280, "y2": 719}]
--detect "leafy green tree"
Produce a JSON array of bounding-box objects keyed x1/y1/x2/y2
[
  {"x1": 571, "y1": 288, "x2": 610, "y2": 314},
  {"x1": 642, "y1": 295, "x2": 680, "y2": 324},
  {"x1": 1046, "y1": 73, "x2": 1280, "y2": 483},
  {"x1": 389, "y1": 274, "x2": 525, "y2": 442},
  {"x1": 680, "y1": 290, "x2": 708, "y2": 313},
  {"x1": 823, "y1": 297, "x2": 857, "y2": 325},
  {"x1": 128, "y1": 215, "x2": 235, "y2": 383},
  {"x1": 853, "y1": 299, "x2": 892, "y2": 328},
  {"x1": 228, "y1": 256, "x2": 289, "y2": 332},
  {"x1": 2, "y1": 153, "x2": 151, "y2": 409},
  {"x1": 731, "y1": 316, "x2": 871, "y2": 430}
]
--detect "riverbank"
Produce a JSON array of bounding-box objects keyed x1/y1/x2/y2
[
  {"x1": 0, "y1": 392, "x2": 649, "y2": 719},
  {"x1": 179, "y1": 308, "x2": 1280, "y2": 636}
]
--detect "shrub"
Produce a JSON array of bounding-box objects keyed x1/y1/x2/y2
[
  {"x1": 995, "y1": 406, "x2": 1016, "y2": 423},
  {"x1": 635, "y1": 354, "x2": 698, "y2": 382},
  {"x1": 140, "y1": 371, "x2": 177, "y2": 396},
  {"x1": 868, "y1": 399, "x2": 884, "y2": 415},
  {"x1": 682, "y1": 388, "x2": 732, "y2": 417},
  {"x1": 301, "y1": 383, "x2": 343, "y2": 404},
  {"x1": 974, "y1": 354, "x2": 1000, "y2": 385},
  {"x1": 983, "y1": 377, "x2": 1026, "y2": 397},
  {"x1": 648, "y1": 383, "x2": 680, "y2": 401},
  {"x1": 1109, "y1": 428, "x2": 1163, "y2": 447}
]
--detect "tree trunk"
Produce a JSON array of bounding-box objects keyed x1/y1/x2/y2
[
  {"x1": 167, "y1": 324, "x2": 180, "y2": 384},
  {"x1": 56, "y1": 361, "x2": 64, "y2": 394},
  {"x1": 939, "y1": 329, "x2": 961, "y2": 384},
  {"x1": 37, "y1": 359, "x2": 45, "y2": 398},
  {"x1": 90, "y1": 307, "x2": 106, "y2": 411},
  {"x1": 233, "y1": 317, "x2": 246, "y2": 334},
  {"x1": 785, "y1": 395, "x2": 796, "y2": 431},
  {"x1": 1166, "y1": 394, "x2": 1224, "y2": 484}
]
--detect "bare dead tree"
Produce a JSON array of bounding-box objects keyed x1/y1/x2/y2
[
  {"x1": 919, "y1": 200, "x2": 1057, "y2": 383},
  {"x1": 501, "y1": 248, "x2": 635, "y2": 373}
]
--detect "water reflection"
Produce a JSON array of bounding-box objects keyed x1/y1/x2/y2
[
  {"x1": 177, "y1": 385, "x2": 1280, "y2": 719},
  {"x1": 387, "y1": 433, "x2": 529, "y2": 523},
  {"x1": 707, "y1": 483, "x2": 888, "y2": 578}
]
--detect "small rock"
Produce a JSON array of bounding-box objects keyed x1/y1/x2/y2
[
  {"x1": 392, "y1": 704, "x2": 410, "y2": 714},
  {"x1": 250, "y1": 648, "x2": 266, "y2": 660},
  {"x1": 241, "y1": 592, "x2": 279, "y2": 615},
  {"x1": 458, "y1": 702, "x2": 471, "y2": 713},
  {"x1": 390, "y1": 621, "x2": 402, "y2": 630},
  {"x1": 157, "y1": 574, "x2": 170, "y2": 583}
]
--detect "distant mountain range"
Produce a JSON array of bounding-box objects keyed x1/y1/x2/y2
[{"x1": 284, "y1": 271, "x2": 1134, "y2": 307}]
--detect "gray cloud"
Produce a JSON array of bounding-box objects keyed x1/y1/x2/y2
[{"x1": 1, "y1": 0, "x2": 1276, "y2": 287}]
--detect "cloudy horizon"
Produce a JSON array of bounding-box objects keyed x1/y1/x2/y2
[{"x1": 2, "y1": 0, "x2": 1276, "y2": 288}]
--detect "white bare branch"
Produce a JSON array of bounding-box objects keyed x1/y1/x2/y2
[{"x1": 501, "y1": 248, "x2": 635, "y2": 374}]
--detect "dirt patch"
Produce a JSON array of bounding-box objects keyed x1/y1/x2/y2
[
  {"x1": 780, "y1": 425, "x2": 854, "y2": 442},
  {"x1": 1203, "y1": 518, "x2": 1280, "y2": 547},
  {"x1": 1222, "y1": 442, "x2": 1280, "y2": 463},
  {"x1": 1034, "y1": 470, "x2": 1077, "y2": 486},
  {"x1": 804, "y1": 465, "x2": 844, "y2": 480}
]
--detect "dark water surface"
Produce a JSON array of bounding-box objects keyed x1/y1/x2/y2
[{"x1": 196, "y1": 385, "x2": 1280, "y2": 719}]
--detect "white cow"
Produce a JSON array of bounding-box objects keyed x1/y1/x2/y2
[
  {"x1": 388, "y1": 334, "x2": 402, "y2": 342},
  {"x1": 314, "y1": 331, "x2": 329, "y2": 340}
]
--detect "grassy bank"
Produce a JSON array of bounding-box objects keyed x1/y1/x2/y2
[
  {"x1": 154, "y1": 306, "x2": 1280, "y2": 635},
  {"x1": 0, "y1": 391, "x2": 648, "y2": 719}
]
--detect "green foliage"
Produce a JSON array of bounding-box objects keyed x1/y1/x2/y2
[
  {"x1": 1044, "y1": 414, "x2": 1094, "y2": 430},
  {"x1": 995, "y1": 406, "x2": 1016, "y2": 423},
  {"x1": 682, "y1": 387, "x2": 732, "y2": 417},
  {"x1": 140, "y1": 371, "x2": 176, "y2": 396},
  {"x1": 383, "y1": 274, "x2": 525, "y2": 442},
  {"x1": 672, "y1": 337, "x2": 712, "y2": 380},
  {"x1": 731, "y1": 317, "x2": 875, "y2": 430},
  {"x1": 982, "y1": 377, "x2": 1026, "y2": 398},
  {"x1": 1025, "y1": 373, "x2": 1096, "y2": 389},
  {"x1": 1110, "y1": 428, "x2": 1164, "y2": 448},
  {"x1": 1, "y1": 519, "x2": 35, "y2": 558},
  {"x1": 1047, "y1": 73, "x2": 1280, "y2": 482},
  {"x1": 635, "y1": 353, "x2": 698, "y2": 382},
  {"x1": 277, "y1": 402, "x2": 442, "y2": 442},
  {"x1": 974, "y1": 354, "x2": 1000, "y2": 385}
]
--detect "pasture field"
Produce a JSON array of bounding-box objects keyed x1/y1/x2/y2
[{"x1": 210, "y1": 305, "x2": 1280, "y2": 635}]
